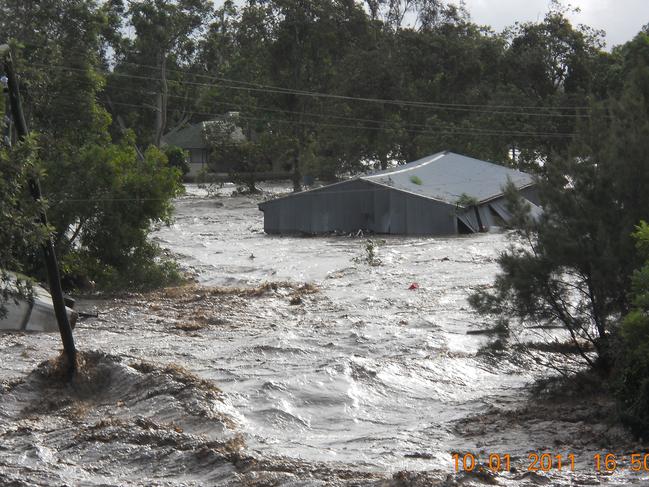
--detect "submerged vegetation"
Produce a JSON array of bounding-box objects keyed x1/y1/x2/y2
[{"x1": 353, "y1": 239, "x2": 384, "y2": 267}]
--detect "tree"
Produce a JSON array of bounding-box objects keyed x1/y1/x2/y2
[
  {"x1": 267, "y1": 0, "x2": 364, "y2": 190},
  {"x1": 364, "y1": 0, "x2": 468, "y2": 31},
  {"x1": 502, "y1": 2, "x2": 606, "y2": 168},
  {"x1": 0, "y1": 0, "x2": 112, "y2": 149},
  {"x1": 106, "y1": 0, "x2": 213, "y2": 147},
  {"x1": 213, "y1": 0, "x2": 376, "y2": 189},
  {"x1": 164, "y1": 145, "x2": 190, "y2": 175},
  {"x1": 470, "y1": 61, "x2": 649, "y2": 372},
  {"x1": 1, "y1": 2, "x2": 184, "y2": 291},
  {"x1": 204, "y1": 116, "x2": 288, "y2": 194},
  {"x1": 58, "y1": 138, "x2": 183, "y2": 290}
]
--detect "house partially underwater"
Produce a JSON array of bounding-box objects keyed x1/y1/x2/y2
[{"x1": 258, "y1": 151, "x2": 541, "y2": 236}]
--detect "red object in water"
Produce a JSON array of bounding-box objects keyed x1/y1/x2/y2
[{"x1": 408, "y1": 283, "x2": 419, "y2": 290}]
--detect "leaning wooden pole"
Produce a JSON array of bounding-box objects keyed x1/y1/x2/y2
[{"x1": 1, "y1": 46, "x2": 77, "y2": 378}]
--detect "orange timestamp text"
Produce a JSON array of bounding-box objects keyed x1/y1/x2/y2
[
  {"x1": 452, "y1": 452, "x2": 575, "y2": 473},
  {"x1": 593, "y1": 453, "x2": 649, "y2": 473},
  {"x1": 452, "y1": 452, "x2": 649, "y2": 473}
]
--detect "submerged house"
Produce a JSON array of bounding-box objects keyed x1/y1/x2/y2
[{"x1": 258, "y1": 151, "x2": 541, "y2": 236}]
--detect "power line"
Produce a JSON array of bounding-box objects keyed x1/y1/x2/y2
[
  {"x1": 32, "y1": 61, "x2": 596, "y2": 119},
  {"x1": 18, "y1": 90, "x2": 577, "y2": 138},
  {"x1": 15, "y1": 41, "x2": 595, "y2": 112},
  {"x1": 111, "y1": 59, "x2": 595, "y2": 112},
  {"x1": 99, "y1": 84, "x2": 576, "y2": 137},
  {"x1": 16, "y1": 90, "x2": 576, "y2": 139},
  {"x1": 103, "y1": 99, "x2": 576, "y2": 138}
]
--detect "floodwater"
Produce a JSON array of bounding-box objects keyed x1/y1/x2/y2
[{"x1": 0, "y1": 183, "x2": 646, "y2": 486}]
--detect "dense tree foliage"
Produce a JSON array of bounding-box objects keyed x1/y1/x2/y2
[
  {"x1": 0, "y1": 137, "x2": 48, "y2": 315},
  {"x1": 106, "y1": 0, "x2": 214, "y2": 146},
  {"x1": 164, "y1": 145, "x2": 191, "y2": 175}
]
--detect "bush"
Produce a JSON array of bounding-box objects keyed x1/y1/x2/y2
[
  {"x1": 456, "y1": 193, "x2": 478, "y2": 207},
  {"x1": 469, "y1": 70, "x2": 649, "y2": 373},
  {"x1": 60, "y1": 242, "x2": 184, "y2": 293},
  {"x1": 616, "y1": 221, "x2": 649, "y2": 438},
  {"x1": 32, "y1": 135, "x2": 184, "y2": 293},
  {"x1": 164, "y1": 145, "x2": 190, "y2": 176}
]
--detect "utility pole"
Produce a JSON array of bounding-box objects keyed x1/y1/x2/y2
[{"x1": 1, "y1": 45, "x2": 77, "y2": 378}]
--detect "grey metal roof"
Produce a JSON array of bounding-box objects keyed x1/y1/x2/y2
[
  {"x1": 362, "y1": 151, "x2": 534, "y2": 205},
  {"x1": 258, "y1": 150, "x2": 535, "y2": 209}
]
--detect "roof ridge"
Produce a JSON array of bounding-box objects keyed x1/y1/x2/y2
[{"x1": 362, "y1": 150, "x2": 448, "y2": 179}]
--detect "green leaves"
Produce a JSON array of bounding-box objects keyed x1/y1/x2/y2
[
  {"x1": 164, "y1": 145, "x2": 190, "y2": 175},
  {"x1": 0, "y1": 136, "x2": 49, "y2": 313},
  {"x1": 617, "y1": 220, "x2": 649, "y2": 438},
  {"x1": 0, "y1": 2, "x2": 185, "y2": 291},
  {"x1": 47, "y1": 138, "x2": 183, "y2": 290}
]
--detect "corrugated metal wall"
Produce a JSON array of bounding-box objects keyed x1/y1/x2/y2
[{"x1": 260, "y1": 180, "x2": 457, "y2": 235}]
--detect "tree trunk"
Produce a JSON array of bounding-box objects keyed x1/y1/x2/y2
[{"x1": 154, "y1": 51, "x2": 168, "y2": 147}]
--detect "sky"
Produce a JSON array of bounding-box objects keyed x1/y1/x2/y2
[{"x1": 461, "y1": 0, "x2": 649, "y2": 49}]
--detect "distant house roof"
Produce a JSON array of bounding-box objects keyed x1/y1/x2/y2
[
  {"x1": 362, "y1": 151, "x2": 534, "y2": 204},
  {"x1": 162, "y1": 114, "x2": 245, "y2": 149},
  {"x1": 163, "y1": 122, "x2": 207, "y2": 149}
]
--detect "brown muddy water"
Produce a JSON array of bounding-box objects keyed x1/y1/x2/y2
[{"x1": 0, "y1": 183, "x2": 647, "y2": 486}]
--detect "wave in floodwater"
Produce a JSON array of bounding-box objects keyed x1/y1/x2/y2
[
  {"x1": 0, "y1": 352, "x2": 245, "y2": 486},
  {"x1": 0, "y1": 352, "x2": 453, "y2": 486},
  {"x1": 0, "y1": 184, "x2": 645, "y2": 486}
]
